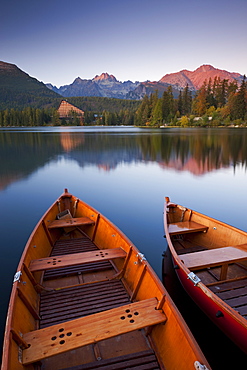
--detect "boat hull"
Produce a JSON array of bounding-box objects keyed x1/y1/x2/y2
[
  {"x1": 164, "y1": 197, "x2": 247, "y2": 354},
  {"x1": 1, "y1": 190, "x2": 211, "y2": 370},
  {"x1": 175, "y1": 260, "x2": 247, "y2": 353}
]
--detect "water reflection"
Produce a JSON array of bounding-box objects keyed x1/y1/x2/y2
[{"x1": 1, "y1": 127, "x2": 247, "y2": 190}]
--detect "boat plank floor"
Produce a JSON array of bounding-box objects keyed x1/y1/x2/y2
[
  {"x1": 210, "y1": 277, "x2": 247, "y2": 293},
  {"x1": 51, "y1": 237, "x2": 99, "y2": 254},
  {"x1": 174, "y1": 239, "x2": 208, "y2": 254},
  {"x1": 40, "y1": 280, "x2": 130, "y2": 328},
  {"x1": 59, "y1": 349, "x2": 160, "y2": 370}
]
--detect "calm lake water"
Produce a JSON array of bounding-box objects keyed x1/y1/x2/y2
[{"x1": 1, "y1": 126, "x2": 247, "y2": 367}]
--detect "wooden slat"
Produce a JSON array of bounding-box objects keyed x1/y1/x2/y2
[
  {"x1": 43, "y1": 261, "x2": 112, "y2": 280},
  {"x1": 51, "y1": 238, "x2": 98, "y2": 255},
  {"x1": 179, "y1": 246, "x2": 247, "y2": 270},
  {"x1": 39, "y1": 280, "x2": 130, "y2": 328},
  {"x1": 29, "y1": 248, "x2": 126, "y2": 272},
  {"x1": 224, "y1": 295, "x2": 247, "y2": 308},
  {"x1": 48, "y1": 217, "x2": 95, "y2": 229},
  {"x1": 237, "y1": 305, "x2": 247, "y2": 317},
  {"x1": 209, "y1": 278, "x2": 247, "y2": 293},
  {"x1": 168, "y1": 221, "x2": 208, "y2": 235},
  {"x1": 61, "y1": 350, "x2": 159, "y2": 370},
  {"x1": 22, "y1": 297, "x2": 166, "y2": 365}
]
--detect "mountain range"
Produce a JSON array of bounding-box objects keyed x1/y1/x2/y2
[
  {"x1": 47, "y1": 64, "x2": 244, "y2": 100},
  {"x1": 0, "y1": 61, "x2": 244, "y2": 110}
]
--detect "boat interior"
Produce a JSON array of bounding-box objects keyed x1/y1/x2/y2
[
  {"x1": 166, "y1": 203, "x2": 247, "y2": 321},
  {"x1": 7, "y1": 192, "x2": 211, "y2": 370},
  {"x1": 21, "y1": 227, "x2": 164, "y2": 369}
]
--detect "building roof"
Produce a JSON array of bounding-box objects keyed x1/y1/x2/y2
[{"x1": 58, "y1": 100, "x2": 84, "y2": 118}]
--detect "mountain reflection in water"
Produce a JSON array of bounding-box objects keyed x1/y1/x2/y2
[{"x1": 0, "y1": 127, "x2": 247, "y2": 190}]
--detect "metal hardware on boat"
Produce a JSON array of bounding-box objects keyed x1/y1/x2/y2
[
  {"x1": 194, "y1": 361, "x2": 209, "y2": 370},
  {"x1": 216, "y1": 310, "x2": 224, "y2": 318},
  {"x1": 187, "y1": 272, "x2": 201, "y2": 286},
  {"x1": 13, "y1": 271, "x2": 22, "y2": 283},
  {"x1": 33, "y1": 245, "x2": 37, "y2": 248},
  {"x1": 174, "y1": 265, "x2": 180, "y2": 270},
  {"x1": 112, "y1": 234, "x2": 116, "y2": 237},
  {"x1": 213, "y1": 227, "x2": 217, "y2": 230},
  {"x1": 136, "y1": 252, "x2": 146, "y2": 262}
]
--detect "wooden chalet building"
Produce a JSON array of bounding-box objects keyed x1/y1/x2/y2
[{"x1": 57, "y1": 100, "x2": 84, "y2": 124}]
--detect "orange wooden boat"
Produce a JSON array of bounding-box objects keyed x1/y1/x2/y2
[
  {"x1": 164, "y1": 197, "x2": 247, "y2": 354},
  {"x1": 1, "y1": 190, "x2": 210, "y2": 370}
]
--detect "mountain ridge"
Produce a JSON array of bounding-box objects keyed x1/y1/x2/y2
[
  {"x1": 0, "y1": 61, "x2": 60, "y2": 110},
  {"x1": 0, "y1": 61, "x2": 245, "y2": 106},
  {"x1": 159, "y1": 64, "x2": 243, "y2": 89},
  {"x1": 47, "y1": 64, "x2": 244, "y2": 99},
  {"x1": 47, "y1": 72, "x2": 140, "y2": 99}
]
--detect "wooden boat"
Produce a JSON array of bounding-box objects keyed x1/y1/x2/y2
[
  {"x1": 164, "y1": 197, "x2": 247, "y2": 354},
  {"x1": 1, "y1": 189, "x2": 210, "y2": 370}
]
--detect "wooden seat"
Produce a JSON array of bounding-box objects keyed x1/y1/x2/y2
[
  {"x1": 29, "y1": 248, "x2": 126, "y2": 272},
  {"x1": 168, "y1": 221, "x2": 208, "y2": 235},
  {"x1": 180, "y1": 245, "x2": 247, "y2": 280},
  {"x1": 47, "y1": 217, "x2": 95, "y2": 229},
  {"x1": 22, "y1": 297, "x2": 166, "y2": 365}
]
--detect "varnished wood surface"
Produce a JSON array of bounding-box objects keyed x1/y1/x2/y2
[
  {"x1": 168, "y1": 221, "x2": 208, "y2": 235},
  {"x1": 29, "y1": 247, "x2": 126, "y2": 272},
  {"x1": 22, "y1": 298, "x2": 166, "y2": 365},
  {"x1": 47, "y1": 217, "x2": 95, "y2": 229},
  {"x1": 179, "y1": 246, "x2": 247, "y2": 270}
]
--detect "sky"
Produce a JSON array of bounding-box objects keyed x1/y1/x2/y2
[{"x1": 1, "y1": 0, "x2": 247, "y2": 87}]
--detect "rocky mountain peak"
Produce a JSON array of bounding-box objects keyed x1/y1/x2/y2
[
  {"x1": 195, "y1": 64, "x2": 215, "y2": 73},
  {"x1": 159, "y1": 64, "x2": 243, "y2": 90},
  {"x1": 93, "y1": 73, "x2": 117, "y2": 82}
]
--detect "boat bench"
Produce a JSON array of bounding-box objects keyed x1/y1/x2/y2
[
  {"x1": 179, "y1": 244, "x2": 247, "y2": 280},
  {"x1": 22, "y1": 297, "x2": 167, "y2": 365},
  {"x1": 29, "y1": 248, "x2": 126, "y2": 272},
  {"x1": 47, "y1": 217, "x2": 95, "y2": 229},
  {"x1": 168, "y1": 221, "x2": 208, "y2": 235}
]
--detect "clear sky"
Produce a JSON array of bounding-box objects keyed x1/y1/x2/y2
[{"x1": 1, "y1": 0, "x2": 247, "y2": 87}]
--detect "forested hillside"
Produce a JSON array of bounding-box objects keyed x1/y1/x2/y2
[
  {"x1": 0, "y1": 96, "x2": 141, "y2": 126},
  {"x1": 0, "y1": 61, "x2": 61, "y2": 110},
  {"x1": 135, "y1": 76, "x2": 247, "y2": 126}
]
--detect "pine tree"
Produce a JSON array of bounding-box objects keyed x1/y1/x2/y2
[
  {"x1": 232, "y1": 75, "x2": 247, "y2": 120},
  {"x1": 178, "y1": 90, "x2": 183, "y2": 115},
  {"x1": 192, "y1": 82, "x2": 208, "y2": 116},
  {"x1": 162, "y1": 86, "x2": 174, "y2": 122},
  {"x1": 182, "y1": 84, "x2": 192, "y2": 115},
  {"x1": 151, "y1": 99, "x2": 163, "y2": 126}
]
